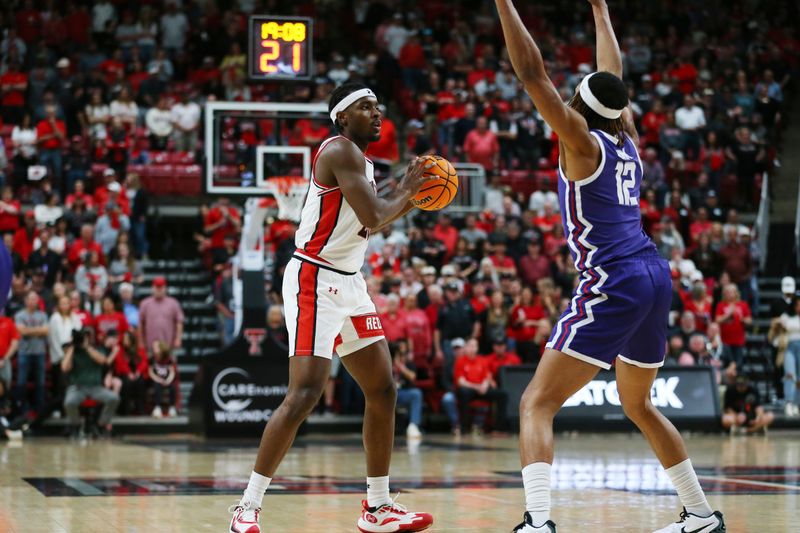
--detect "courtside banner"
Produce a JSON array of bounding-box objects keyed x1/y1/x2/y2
[
  {"x1": 500, "y1": 366, "x2": 721, "y2": 429},
  {"x1": 193, "y1": 355, "x2": 290, "y2": 437}
]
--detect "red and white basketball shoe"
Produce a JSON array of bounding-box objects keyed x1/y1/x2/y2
[
  {"x1": 228, "y1": 501, "x2": 261, "y2": 533},
  {"x1": 357, "y1": 498, "x2": 433, "y2": 532}
]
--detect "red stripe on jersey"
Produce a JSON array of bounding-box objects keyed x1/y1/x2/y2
[
  {"x1": 294, "y1": 261, "x2": 319, "y2": 356},
  {"x1": 303, "y1": 189, "x2": 343, "y2": 256},
  {"x1": 311, "y1": 136, "x2": 342, "y2": 190}
]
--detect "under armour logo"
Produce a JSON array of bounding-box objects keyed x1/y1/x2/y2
[{"x1": 329, "y1": 287, "x2": 338, "y2": 294}]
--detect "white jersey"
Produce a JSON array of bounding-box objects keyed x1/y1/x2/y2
[{"x1": 294, "y1": 136, "x2": 374, "y2": 273}]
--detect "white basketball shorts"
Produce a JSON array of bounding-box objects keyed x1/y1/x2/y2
[{"x1": 282, "y1": 255, "x2": 385, "y2": 358}]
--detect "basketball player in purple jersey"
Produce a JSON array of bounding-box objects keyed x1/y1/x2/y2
[{"x1": 495, "y1": 1, "x2": 725, "y2": 532}]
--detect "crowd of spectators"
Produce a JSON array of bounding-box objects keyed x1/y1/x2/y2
[
  {"x1": 1, "y1": 1, "x2": 797, "y2": 436},
  {"x1": 0, "y1": 162, "x2": 183, "y2": 437}
]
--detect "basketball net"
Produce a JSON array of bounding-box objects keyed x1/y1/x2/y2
[{"x1": 262, "y1": 176, "x2": 308, "y2": 223}]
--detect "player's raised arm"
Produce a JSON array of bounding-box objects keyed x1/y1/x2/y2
[
  {"x1": 494, "y1": 0, "x2": 594, "y2": 154},
  {"x1": 589, "y1": 0, "x2": 623, "y2": 78},
  {"x1": 321, "y1": 143, "x2": 429, "y2": 231},
  {"x1": 589, "y1": 0, "x2": 638, "y2": 141}
]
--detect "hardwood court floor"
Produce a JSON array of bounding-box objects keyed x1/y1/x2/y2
[{"x1": 1, "y1": 432, "x2": 798, "y2": 532}]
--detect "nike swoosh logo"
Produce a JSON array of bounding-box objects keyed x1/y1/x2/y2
[{"x1": 681, "y1": 521, "x2": 719, "y2": 533}]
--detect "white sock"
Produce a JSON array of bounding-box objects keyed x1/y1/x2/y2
[
  {"x1": 664, "y1": 459, "x2": 712, "y2": 517},
  {"x1": 522, "y1": 462, "x2": 551, "y2": 527},
  {"x1": 367, "y1": 476, "x2": 391, "y2": 508},
  {"x1": 241, "y1": 471, "x2": 271, "y2": 508}
]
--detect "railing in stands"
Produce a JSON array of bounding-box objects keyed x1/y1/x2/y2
[{"x1": 754, "y1": 172, "x2": 770, "y2": 271}]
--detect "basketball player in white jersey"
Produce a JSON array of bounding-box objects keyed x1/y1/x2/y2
[{"x1": 229, "y1": 83, "x2": 434, "y2": 533}]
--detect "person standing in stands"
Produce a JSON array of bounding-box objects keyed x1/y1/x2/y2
[
  {"x1": 14, "y1": 291, "x2": 49, "y2": 415},
  {"x1": 715, "y1": 284, "x2": 752, "y2": 370},
  {"x1": 435, "y1": 282, "x2": 479, "y2": 391},
  {"x1": 138, "y1": 276, "x2": 184, "y2": 354}
]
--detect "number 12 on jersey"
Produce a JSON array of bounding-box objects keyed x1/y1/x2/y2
[{"x1": 614, "y1": 161, "x2": 638, "y2": 206}]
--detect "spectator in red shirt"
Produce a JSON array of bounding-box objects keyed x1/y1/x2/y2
[
  {"x1": 509, "y1": 287, "x2": 549, "y2": 362},
  {"x1": 670, "y1": 58, "x2": 699, "y2": 95},
  {"x1": 99, "y1": 48, "x2": 126, "y2": 86},
  {"x1": 715, "y1": 284, "x2": 752, "y2": 370},
  {"x1": 441, "y1": 338, "x2": 506, "y2": 435},
  {"x1": 65, "y1": 180, "x2": 96, "y2": 211},
  {"x1": 641, "y1": 98, "x2": 667, "y2": 148},
  {"x1": 379, "y1": 294, "x2": 407, "y2": 343},
  {"x1": 489, "y1": 238, "x2": 517, "y2": 276},
  {"x1": 403, "y1": 294, "x2": 432, "y2": 360},
  {"x1": 689, "y1": 207, "x2": 713, "y2": 246},
  {"x1": 368, "y1": 243, "x2": 401, "y2": 279},
  {"x1": 470, "y1": 282, "x2": 491, "y2": 315},
  {"x1": 463, "y1": 116, "x2": 500, "y2": 172},
  {"x1": 399, "y1": 34, "x2": 426, "y2": 91},
  {"x1": 12, "y1": 211, "x2": 38, "y2": 263},
  {"x1": 94, "y1": 170, "x2": 131, "y2": 216},
  {"x1": 683, "y1": 278, "x2": 713, "y2": 334},
  {"x1": 0, "y1": 187, "x2": 21, "y2": 235},
  {"x1": 67, "y1": 223, "x2": 105, "y2": 271},
  {"x1": 36, "y1": 105, "x2": 67, "y2": 185},
  {"x1": 365, "y1": 112, "x2": 399, "y2": 165},
  {"x1": 435, "y1": 78, "x2": 458, "y2": 123},
  {"x1": 0, "y1": 315, "x2": 21, "y2": 390},
  {"x1": 111, "y1": 331, "x2": 149, "y2": 415},
  {"x1": 0, "y1": 61, "x2": 28, "y2": 125},
  {"x1": 486, "y1": 335, "x2": 522, "y2": 381},
  {"x1": 205, "y1": 197, "x2": 242, "y2": 264},
  {"x1": 532, "y1": 201, "x2": 561, "y2": 234},
  {"x1": 70, "y1": 290, "x2": 94, "y2": 328},
  {"x1": 466, "y1": 57, "x2": 496, "y2": 90},
  {"x1": 95, "y1": 295, "x2": 130, "y2": 346},
  {"x1": 433, "y1": 213, "x2": 459, "y2": 259}
]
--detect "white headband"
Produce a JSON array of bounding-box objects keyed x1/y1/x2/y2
[
  {"x1": 329, "y1": 88, "x2": 376, "y2": 124},
  {"x1": 579, "y1": 73, "x2": 623, "y2": 120}
]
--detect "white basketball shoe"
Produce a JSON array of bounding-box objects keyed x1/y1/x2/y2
[
  {"x1": 228, "y1": 500, "x2": 261, "y2": 533},
  {"x1": 652, "y1": 508, "x2": 726, "y2": 533},
  {"x1": 357, "y1": 497, "x2": 433, "y2": 532}
]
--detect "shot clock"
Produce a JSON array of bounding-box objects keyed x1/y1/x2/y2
[{"x1": 249, "y1": 16, "x2": 313, "y2": 80}]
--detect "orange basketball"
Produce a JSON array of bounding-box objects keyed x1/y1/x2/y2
[{"x1": 411, "y1": 155, "x2": 459, "y2": 211}]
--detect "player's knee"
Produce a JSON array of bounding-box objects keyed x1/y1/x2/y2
[
  {"x1": 621, "y1": 397, "x2": 653, "y2": 423},
  {"x1": 364, "y1": 380, "x2": 397, "y2": 405},
  {"x1": 284, "y1": 387, "x2": 323, "y2": 420},
  {"x1": 519, "y1": 386, "x2": 559, "y2": 416}
]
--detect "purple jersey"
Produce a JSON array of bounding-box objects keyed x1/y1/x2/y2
[{"x1": 557, "y1": 130, "x2": 656, "y2": 270}]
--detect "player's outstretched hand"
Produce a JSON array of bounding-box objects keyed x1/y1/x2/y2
[{"x1": 399, "y1": 157, "x2": 435, "y2": 195}]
